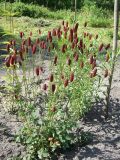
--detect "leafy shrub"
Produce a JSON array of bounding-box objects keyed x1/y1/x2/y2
[
  {"x1": 3, "y1": 21, "x2": 112, "y2": 159},
  {"x1": 89, "y1": 17, "x2": 111, "y2": 28},
  {"x1": 81, "y1": 4, "x2": 111, "y2": 28},
  {"x1": 10, "y1": 2, "x2": 70, "y2": 19}
]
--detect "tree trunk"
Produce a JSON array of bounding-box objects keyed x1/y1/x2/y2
[
  {"x1": 74, "y1": 0, "x2": 77, "y2": 22},
  {"x1": 105, "y1": 0, "x2": 119, "y2": 119}
]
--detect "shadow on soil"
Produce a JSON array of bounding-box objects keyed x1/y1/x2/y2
[{"x1": 62, "y1": 97, "x2": 120, "y2": 160}]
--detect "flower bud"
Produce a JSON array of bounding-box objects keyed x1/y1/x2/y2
[
  {"x1": 52, "y1": 84, "x2": 56, "y2": 93},
  {"x1": 80, "y1": 61, "x2": 84, "y2": 68},
  {"x1": 35, "y1": 67, "x2": 40, "y2": 76},
  {"x1": 43, "y1": 84, "x2": 48, "y2": 91},
  {"x1": 89, "y1": 55, "x2": 94, "y2": 64},
  {"x1": 54, "y1": 56, "x2": 58, "y2": 65},
  {"x1": 105, "y1": 43, "x2": 110, "y2": 50},
  {"x1": 105, "y1": 53, "x2": 110, "y2": 62},
  {"x1": 70, "y1": 72, "x2": 74, "y2": 82},
  {"x1": 32, "y1": 45, "x2": 37, "y2": 54},
  {"x1": 84, "y1": 22, "x2": 87, "y2": 27},
  {"x1": 49, "y1": 74, "x2": 54, "y2": 82},
  {"x1": 66, "y1": 58, "x2": 71, "y2": 66},
  {"x1": 20, "y1": 32, "x2": 24, "y2": 39},
  {"x1": 104, "y1": 69, "x2": 108, "y2": 78},
  {"x1": 64, "y1": 79, "x2": 69, "y2": 87},
  {"x1": 99, "y1": 43, "x2": 104, "y2": 52}
]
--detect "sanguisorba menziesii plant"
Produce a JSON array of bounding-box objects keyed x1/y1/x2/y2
[{"x1": 4, "y1": 21, "x2": 112, "y2": 159}]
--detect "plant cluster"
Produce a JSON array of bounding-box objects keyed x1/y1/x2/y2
[{"x1": 3, "y1": 21, "x2": 111, "y2": 159}]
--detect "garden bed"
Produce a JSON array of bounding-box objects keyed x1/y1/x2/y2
[{"x1": 0, "y1": 56, "x2": 120, "y2": 160}]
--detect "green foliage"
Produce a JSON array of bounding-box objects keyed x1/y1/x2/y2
[
  {"x1": 81, "y1": 4, "x2": 111, "y2": 28},
  {"x1": 9, "y1": 2, "x2": 71, "y2": 19},
  {"x1": 3, "y1": 20, "x2": 112, "y2": 159}
]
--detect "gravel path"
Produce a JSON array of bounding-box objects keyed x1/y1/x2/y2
[{"x1": 0, "y1": 57, "x2": 120, "y2": 160}]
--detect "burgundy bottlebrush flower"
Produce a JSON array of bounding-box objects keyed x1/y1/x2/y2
[
  {"x1": 95, "y1": 34, "x2": 98, "y2": 39},
  {"x1": 78, "y1": 39, "x2": 83, "y2": 49},
  {"x1": 6, "y1": 44, "x2": 10, "y2": 52},
  {"x1": 32, "y1": 45, "x2": 37, "y2": 54},
  {"x1": 35, "y1": 67, "x2": 40, "y2": 76},
  {"x1": 61, "y1": 73, "x2": 64, "y2": 80},
  {"x1": 89, "y1": 55, "x2": 94, "y2": 64},
  {"x1": 64, "y1": 31, "x2": 67, "y2": 39},
  {"x1": 89, "y1": 34, "x2": 92, "y2": 40},
  {"x1": 70, "y1": 72, "x2": 74, "y2": 82},
  {"x1": 43, "y1": 84, "x2": 48, "y2": 91},
  {"x1": 80, "y1": 61, "x2": 84, "y2": 68},
  {"x1": 30, "y1": 31, "x2": 32, "y2": 36},
  {"x1": 10, "y1": 40, "x2": 13, "y2": 46},
  {"x1": 52, "y1": 29, "x2": 57, "y2": 36},
  {"x1": 54, "y1": 55, "x2": 58, "y2": 65},
  {"x1": 105, "y1": 53, "x2": 110, "y2": 62},
  {"x1": 84, "y1": 32, "x2": 87, "y2": 38},
  {"x1": 71, "y1": 42, "x2": 75, "y2": 49},
  {"x1": 40, "y1": 67, "x2": 44, "y2": 73},
  {"x1": 5, "y1": 56, "x2": 11, "y2": 67},
  {"x1": 99, "y1": 43, "x2": 104, "y2": 52},
  {"x1": 51, "y1": 106, "x2": 56, "y2": 112},
  {"x1": 36, "y1": 38, "x2": 40, "y2": 44},
  {"x1": 48, "y1": 31, "x2": 52, "y2": 39},
  {"x1": 66, "y1": 57, "x2": 71, "y2": 66},
  {"x1": 90, "y1": 43, "x2": 93, "y2": 47},
  {"x1": 49, "y1": 36, "x2": 52, "y2": 43},
  {"x1": 12, "y1": 40, "x2": 16, "y2": 46},
  {"x1": 74, "y1": 38, "x2": 78, "y2": 45},
  {"x1": 104, "y1": 69, "x2": 108, "y2": 78},
  {"x1": 66, "y1": 21, "x2": 69, "y2": 27},
  {"x1": 74, "y1": 33, "x2": 77, "y2": 39},
  {"x1": 74, "y1": 54, "x2": 79, "y2": 62},
  {"x1": 73, "y1": 52, "x2": 77, "y2": 58},
  {"x1": 58, "y1": 32, "x2": 61, "y2": 39},
  {"x1": 51, "y1": 84, "x2": 56, "y2": 93},
  {"x1": 22, "y1": 40, "x2": 26, "y2": 46},
  {"x1": 28, "y1": 37, "x2": 31, "y2": 46},
  {"x1": 74, "y1": 23, "x2": 79, "y2": 33},
  {"x1": 86, "y1": 32, "x2": 89, "y2": 37},
  {"x1": 61, "y1": 44, "x2": 66, "y2": 53},
  {"x1": 64, "y1": 79, "x2": 69, "y2": 87},
  {"x1": 49, "y1": 74, "x2": 54, "y2": 82},
  {"x1": 43, "y1": 43, "x2": 47, "y2": 49},
  {"x1": 105, "y1": 43, "x2": 110, "y2": 50},
  {"x1": 20, "y1": 32, "x2": 24, "y2": 39},
  {"x1": 92, "y1": 68, "x2": 97, "y2": 77},
  {"x1": 69, "y1": 29, "x2": 73, "y2": 42},
  {"x1": 51, "y1": 43, "x2": 55, "y2": 49},
  {"x1": 19, "y1": 50, "x2": 24, "y2": 61},
  {"x1": 92, "y1": 60, "x2": 96, "y2": 69},
  {"x1": 84, "y1": 22, "x2": 87, "y2": 27},
  {"x1": 10, "y1": 54, "x2": 16, "y2": 65},
  {"x1": 38, "y1": 29, "x2": 41, "y2": 35}
]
